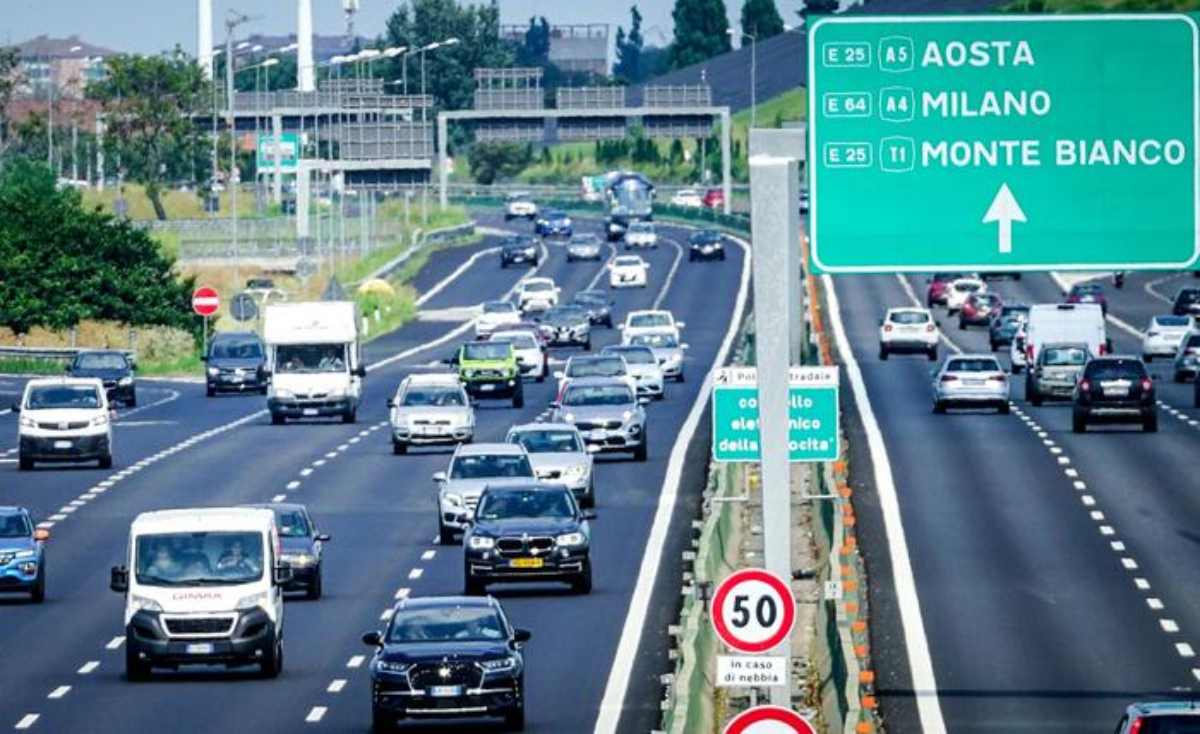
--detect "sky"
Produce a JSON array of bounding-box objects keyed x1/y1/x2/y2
[{"x1": 1, "y1": 0, "x2": 793, "y2": 57}]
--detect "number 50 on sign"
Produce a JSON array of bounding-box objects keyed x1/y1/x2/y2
[{"x1": 710, "y1": 568, "x2": 797, "y2": 654}]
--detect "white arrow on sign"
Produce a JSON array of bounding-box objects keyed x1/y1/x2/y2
[{"x1": 982, "y1": 183, "x2": 1027, "y2": 254}]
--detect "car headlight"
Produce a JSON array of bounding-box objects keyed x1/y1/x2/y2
[
  {"x1": 13, "y1": 550, "x2": 35, "y2": 559},
  {"x1": 207, "y1": 367, "x2": 219, "y2": 377},
  {"x1": 563, "y1": 412, "x2": 576, "y2": 423},
  {"x1": 236, "y1": 591, "x2": 269, "y2": 610},
  {"x1": 443, "y1": 493, "x2": 463, "y2": 507},
  {"x1": 467, "y1": 535, "x2": 495, "y2": 550},
  {"x1": 273, "y1": 389, "x2": 295, "y2": 399},
  {"x1": 622, "y1": 410, "x2": 633, "y2": 421},
  {"x1": 564, "y1": 464, "x2": 588, "y2": 480},
  {"x1": 19, "y1": 415, "x2": 35, "y2": 429},
  {"x1": 556, "y1": 532, "x2": 586, "y2": 547},
  {"x1": 480, "y1": 656, "x2": 519, "y2": 673},
  {"x1": 376, "y1": 659, "x2": 412, "y2": 674},
  {"x1": 524, "y1": 247, "x2": 537, "y2": 255},
  {"x1": 118, "y1": 376, "x2": 133, "y2": 386},
  {"x1": 327, "y1": 387, "x2": 346, "y2": 398},
  {"x1": 90, "y1": 414, "x2": 109, "y2": 427},
  {"x1": 131, "y1": 595, "x2": 163, "y2": 613},
  {"x1": 281, "y1": 553, "x2": 315, "y2": 567}
]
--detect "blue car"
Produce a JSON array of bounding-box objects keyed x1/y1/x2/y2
[
  {"x1": 0, "y1": 507, "x2": 47, "y2": 602},
  {"x1": 534, "y1": 210, "x2": 572, "y2": 238}
]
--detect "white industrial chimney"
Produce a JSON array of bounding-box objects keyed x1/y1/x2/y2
[
  {"x1": 297, "y1": 0, "x2": 315, "y2": 91},
  {"x1": 197, "y1": 0, "x2": 213, "y2": 80}
]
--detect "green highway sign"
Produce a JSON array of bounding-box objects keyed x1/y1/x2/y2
[
  {"x1": 256, "y1": 133, "x2": 300, "y2": 173},
  {"x1": 712, "y1": 367, "x2": 840, "y2": 463},
  {"x1": 807, "y1": 15, "x2": 1200, "y2": 273}
]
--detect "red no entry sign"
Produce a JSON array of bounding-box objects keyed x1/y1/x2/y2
[
  {"x1": 710, "y1": 568, "x2": 796, "y2": 654},
  {"x1": 723, "y1": 706, "x2": 817, "y2": 734},
  {"x1": 192, "y1": 286, "x2": 220, "y2": 317}
]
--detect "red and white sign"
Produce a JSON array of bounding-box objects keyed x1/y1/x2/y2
[
  {"x1": 710, "y1": 568, "x2": 796, "y2": 654},
  {"x1": 723, "y1": 706, "x2": 816, "y2": 734},
  {"x1": 192, "y1": 286, "x2": 220, "y2": 317}
]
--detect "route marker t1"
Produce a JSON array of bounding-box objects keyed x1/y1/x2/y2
[{"x1": 808, "y1": 14, "x2": 1200, "y2": 273}]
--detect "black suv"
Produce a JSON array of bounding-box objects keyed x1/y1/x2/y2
[
  {"x1": 1174, "y1": 287, "x2": 1200, "y2": 316},
  {"x1": 67, "y1": 350, "x2": 136, "y2": 407},
  {"x1": 464, "y1": 484, "x2": 594, "y2": 595},
  {"x1": 499, "y1": 235, "x2": 540, "y2": 268},
  {"x1": 688, "y1": 230, "x2": 726, "y2": 261},
  {"x1": 572, "y1": 289, "x2": 614, "y2": 328},
  {"x1": 204, "y1": 331, "x2": 268, "y2": 396},
  {"x1": 363, "y1": 596, "x2": 529, "y2": 731},
  {"x1": 1073, "y1": 356, "x2": 1157, "y2": 433}
]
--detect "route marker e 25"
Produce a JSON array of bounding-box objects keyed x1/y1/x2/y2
[{"x1": 808, "y1": 14, "x2": 1200, "y2": 273}]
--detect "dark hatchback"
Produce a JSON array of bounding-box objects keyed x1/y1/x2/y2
[
  {"x1": 67, "y1": 350, "x2": 136, "y2": 407},
  {"x1": 572, "y1": 289, "x2": 614, "y2": 328},
  {"x1": 363, "y1": 596, "x2": 530, "y2": 731},
  {"x1": 988, "y1": 304, "x2": 1030, "y2": 351},
  {"x1": 534, "y1": 210, "x2": 572, "y2": 237},
  {"x1": 1073, "y1": 357, "x2": 1157, "y2": 433},
  {"x1": 204, "y1": 332, "x2": 268, "y2": 396},
  {"x1": 688, "y1": 229, "x2": 726, "y2": 261},
  {"x1": 244, "y1": 502, "x2": 330, "y2": 599},
  {"x1": 1174, "y1": 287, "x2": 1200, "y2": 317},
  {"x1": 1066, "y1": 282, "x2": 1108, "y2": 315},
  {"x1": 499, "y1": 235, "x2": 540, "y2": 268},
  {"x1": 463, "y1": 484, "x2": 594, "y2": 595}
]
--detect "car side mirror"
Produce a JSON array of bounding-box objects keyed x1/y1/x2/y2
[
  {"x1": 638, "y1": 397, "x2": 650, "y2": 406},
  {"x1": 354, "y1": 365, "x2": 367, "y2": 378},
  {"x1": 513, "y1": 628, "x2": 532, "y2": 645},
  {"x1": 386, "y1": 398, "x2": 395, "y2": 409},
  {"x1": 582, "y1": 511, "x2": 597, "y2": 521},
  {"x1": 10, "y1": 402, "x2": 19, "y2": 413},
  {"x1": 676, "y1": 321, "x2": 685, "y2": 329},
  {"x1": 681, "y1": 343, "x2": 690, "y2": 350},
  {"x1": 316, "y1": 533, "x2": 332, "y2": 543},
  {"x1": 200, "y1": 355, "x2": 208, "y2": 362},
  {"x1": 34, "y1": 528, "x2": 50, "y2": 542},
  {"x1": 63, "y1": 364, "x2": 72, "y2": 373},
  {"x1": 878, "y1": 319, "x2": 885, "y2": 326},
  {"x1": 362, "y1": 631, "x2": 383, "y2": 647},
  {"x1": 109, "y1": 409, "x2": 118, "y2": 420},
  {"x1": 273, "y1": 563, "x2": 294, "y2": 586},
  {"x1": 432, "y1": 471, "x2": 447, "y2": 483},
  {"x1": 110, "y1": 566, "x2": 129, "y2": 593}
]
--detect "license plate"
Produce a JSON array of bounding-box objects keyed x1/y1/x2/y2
[
  {"x1": 429, "y1": 685, "x2": 463, "y2": 698},
  {"x1": 964, "y1": 379, "x2": 984, "y2": 387},
  {"x1": 54, "y1": 440, "x2": 73, "y2": 449},
  {"x1": 479, "y1": 383, "x2": 495, "y2": 391},
  {"x1": 302, "y1": 408, "x2": 319, "y2": 416},
  {"x1": 1103, "y1": 388, "x2": 1129, "y2": 397},
  {"x1": 587, "y1": 429, "x2": 606, "y2": 441},
  {"x1": 511, "y1": 557, "x2": 544, "y2": 569},
  {"x1": 230, "y1": 375, "x2": 243, "y2": 383},
  {"x1": 186, "y1": 643, "x2": 214, "y2": 655}
]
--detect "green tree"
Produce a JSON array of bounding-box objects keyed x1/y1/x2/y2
[
  {"x1": 0, "y1": 158, "x2": 195, "y2": 335},
  {"x1": 669, "y1": 0, "x2": 732, "y2": 69},
  {"x1": 88, "y1": 49, "x2": 210, "y2": 220},
  {"x1": 739, "y1": 0, "x2": 785, "y2": 40},
  {"x1": 614, "y1": 6, "x2": 646, "y2": 83},
  {"x1": 0, "y1": 46, "x2": 19, "y2": 159},
  {"x1": 468, "y1": 142, "x2": 533, "y2": 184},
  {"x1": 517, "y1": 16, "x2": 551, "y2": 67}
]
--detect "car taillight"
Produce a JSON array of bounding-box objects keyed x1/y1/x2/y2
[
  {"x1": 883, "y1": 324, "x2": 893, "y2": 332},
  {"x1": 1140, "y1": 378, "x2": 1153, "y2": 392},
  {"x1": 1098, "y1": 342, "x2": 1107, "y2": 355},
  {"x1": 1147, "y1": 331, "x2": 1159, "y2": 338},
  {"x1": 940, "y1": 375, "x2": 958, "y2": 382},
  {"x1": 925, "y1": 324, "x2": 935, "y2": 333},
  {"x1": 1129, "y1": 717, "x2": 1144, "y2": 734},
  {"x1": 988, "y1": 375, "x2": 1006, "y2": 383},
  {"x1": 1026, "y1": 344, "x2": 1034, "y2": 360},
  {"x1": 1079, "y1": 379, "x2": 1091, "y2": 392}
]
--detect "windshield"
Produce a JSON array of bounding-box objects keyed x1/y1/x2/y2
[
  {"x1": 387, "y1": 606, "x2": 506, "y2": 643},
  {"x1": 275, "y1": 509, "x2": 311, "y2": 538},
  {"x1": 402, "y1": 387, "x2": 465, "y2": 407},
  {"x1": 1155, "y1": 316, "x2": 1191, "y2": 328},
  {"x1": 524, "y1": 281, "x2": 554, "y2": 292},
  {"x1": 482, "y1": 302, "x2": 515, "y2": 314},
  {"x1": 476, "y1": 490, "x2": 575, "y2": 521},
  {"x1": 1178, "y1": 290, "x2": 1200, "y2": 305},
  {"x1": 563, "y1": 384, "x2": 634, "y2": 406},
  {"x1": 889, "y1": 311, "x2": 930, "y2": 325},
  {"x1": 135, "y1": 531, "x2": 264, "y2": 586},
  {"x1": 629, "y1": 222, "x2": 653, "y2": 233},
  {"x1": 953, "y1": 281, "x2": 982, "y2": 293},
  {"x1": 629, "y1": 313, "x2": 672, "y2": 329},
  {"x1": 612, "y1": 180, "x2": 652, "y2": 216},
  {"x1": 545, "y1": 211, "x2": 567, "y2": 220},
  {"x1": 463, "y1": 342, "x2": 510, "y2": 361},
  {"x1": 512, "y1": 430, "x2": 583, "y2": 453},
  {"x1": 494, "y1": 333, "x2": 537, "y2": 349},
  {"x1": 1043, "y1": 347, "x2": 1088, "y2": 366},
  {"x1": 276, "y1": 344, "x2": 347, "y2": 373},
  {"x1": 544, "y1": 309, "x2": 585, "y2": 326},
  {"x1": 0, "y1": 512, "x2": 31, "y2": 538},
  {"x1": 568, "y1": 358, "x2": 625, "y2": 378},
  {"x1": 449, "y1": 454, "x2": 533, "y2": 479},
  {"x1": 74, "y1": 353, "x2": 128, "y2": 370},
  {"x1": 614, "y1": 257, "x2": 643, "y2": 268},
  {"x1": 210, "y1": 338, "x2": 263, "y2": 360},
  {"x1": 574, "y1": 293, "x2": 606, "y2": 306},
  {"x1": 946, "y1": 359, "x2": 1001, "y2": 373},
  {"x1": 27, "y1": 385, "x2": 101, "y2": 410},
  {"x1": 631, "y1": 333, "x2": 679, "y2": 349},
  {"x1": 1135, "y1": 717, "x2": 1200, "y2": 734},
  {"x1": 1084, "y1": 360, "x2": 1146, "y2": 380},
  {"x1": 605, "y1": 347, "x2": 654, "y2": 365},
  {"x1": 973, "y1": 295, "x2": 1000, "y2": 307}
]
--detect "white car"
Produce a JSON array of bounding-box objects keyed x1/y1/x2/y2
[
  {"x1": 506, "y1": 423, "x2": 597, "y2": 508},
  {"x1": 670, "y1": 189, "x2": 703, "y2": 208},
  {"x1": 474, "y1": 300, "x2": 521, "y2": 339},
  {"x1": 621, "y1": 310, "x2": 684, "y2": 342},
  {"x1": 602, "y1": 344, "x2": 665, "y2": 399},
  {"x1": 623, "y1": 221, "x2": 659, "y2": 249},
  {"x1": 504, "y1": 192, "x2": 538, "y2": 220},
  {"x1": 609, "y1": 255, "x2": 649, "y2": 288},
  {"x1": 944, "y1": 277, "x2": 987, "y2": 313},
  {"x1": 516, "y1": 277, "x2": 560, "y2": 312},
  {"x1": 387, "y1": 373, "x2": 475, "y2": 454},
  {"x1": 491, "y1": 329, "x2": 547, "y2": 381},
  {"x1": 878, "y1": 307, "x2": 939, "y2": 360},
  {"x1": 15, "y1": 377, "x2": 114, "y2": 470},
  {"x1": 931, "y1": 354, "x2": 1010, "y2": 414},
  {"x1": 1142, "y1": 315, "x2": 1193, "y2": 362}
]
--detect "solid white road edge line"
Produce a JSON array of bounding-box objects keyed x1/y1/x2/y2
[
  {"x1": 825, "y1": 273, "x2": 949, "y2": 733},
  {"x1": 593, "y1": 231, "x2": 751, "y2": 734},
  {"x1": 651, "y1": 238, "x2": 686, "y2": 311},
  {"x1": 414, "y1": 247, "x2": 501, "y2": 308}
]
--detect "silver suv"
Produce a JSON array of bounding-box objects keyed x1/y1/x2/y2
[
  {"x1": 433, "y1": 443, "x2": 535, "y2": 544},
  {"x1": 552, "y1": 377, "x2": 649, "y2": 462},
  {"x1": 387, "y1": 373, "x2": 474, "y2": 454},
  {"x1": 1114, "y1": 702, "x2": 1200, "y2": 732}
]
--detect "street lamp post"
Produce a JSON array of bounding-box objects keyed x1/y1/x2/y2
[{"x1": 728, "y1": 29, "x2": 758, "y2": 130}]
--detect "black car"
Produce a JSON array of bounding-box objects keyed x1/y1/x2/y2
[
  {"x1": 244, "y1": 503, "x2": 330, "y2": 599},
  {"x1": 572, "y1": 290, "x2": 614, "y2": 328},
  {"x1": 539, "y1": 306, "x2": 592, "y2": 349},
  {"x1": 988, "y1": 304, "x2": 1030, "y2": 351},
  {"x1": 1173, "y1": 287, "x2": 1200, "y2": 316},
  {"x1": 363, "y1": 596, "x2": 529, "y2": 731},
  {"x1": 1072, "y1": 356, "x2": 1157, "y2": 433},
  {"x1": 688, "y1": 230, "x2": 726, "y2": 261},
  {"x1": 499, "y1": 235, "x2": 540, "y2": 268},
  {"x1": 67, "y1": 350, "x2": 136, "y2": 407},
  {"x1": 534, "y1": 210, "x2": 572, "y2": 238},
  {"x1": 204, "y1": 331, "x2": 268, "y2": 396},
  {"x1": 464, "y1": 484, "x2": 594, "y2": 595}
]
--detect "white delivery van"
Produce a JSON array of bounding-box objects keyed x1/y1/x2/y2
[
  {"x1": 109, "y1": 507, "x2": 291, "y2": 680},
  {"x1": 1024, "y1": 304, "x2": 1109, "y2": 365},
  {"x1": 263, "y1": 301, "x2": 365, "y2": 424}
]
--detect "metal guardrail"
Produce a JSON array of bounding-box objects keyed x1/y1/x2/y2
[{"x1": 0, "y1": 346, "x2": 136, "y2": 361}]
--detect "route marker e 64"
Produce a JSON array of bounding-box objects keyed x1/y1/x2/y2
[
  {"x1": 711, "y1": 366, "x2": 839, "y2": 463},
  {"x1": 808, "y1": 14, "x2": 1200, "y2": 273}
]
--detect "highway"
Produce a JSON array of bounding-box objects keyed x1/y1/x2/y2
[
  {"x1": 0, "y1": 213, "x2": 748, "y2": 733},
  {"x1": 833, "y1": 270, "x2": 1200, "y2": 732}
]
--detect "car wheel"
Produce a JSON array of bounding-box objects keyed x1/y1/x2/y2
[
  {"x1": 1012, "y1": 364, "x2": 1023, "y2": 375},
  {"x1": 1175, "y1": 371, "x2": 1186, "y2": 384},
  {"x1": 259, "y1": 638, "x2": 282, "y2": 678},
  {"x1": 582, "y1": 487, "x2": 595, "y2": 509},
  {"x1": 1145, "y1": 412, "x2": 1159, "y2": 433},
  {"x1": 372, "y1": 707, "x2": 396, "y2": 733},
  {"x1": 464, "y1": 573, "x2": 486, "y2": 596},
  {"x1": 271, "y1": 413, "x2": 286, "y2": 425},
  {"x1": 512, "y1": 387, "x2": 525, "y2": 409},
  {"x1": 634, "y1": 436, "x2": 648, "y2": 462},
  {"x1": 30, "y1": 568, "x2": 45, "y2": 603},
  {"x1": 958, "y1": 318, "x2": 967, "y2": 331},
  {"x1": 1027, "y1": 380, "x2": 1042, "y2": 406},
  {"x1": 572, "y1": 561, "x2": 593, "y2": 595},
  {"x1": 878, "y1": 345, "x2": 889, "y2": 361},
  {"x1": 1144, "y1": 354, "x2": 1153, "y2": 363},
  {"x1": 18, "y1": 453, "x2": 32, "y2": 471},
  {"x1": 583, "y1": 337, "x2": 592, "y2": 352},
  {"x1": 438, "y1": 521, "x2": 456, "y2": 546},
  {"x1": 342, "y1": 409, "x2": 357, "y2": 424},
  {"x1": 1195, "y1": 383, "x2": 1200, "y2": 409},
  {"x1": 503, "y1": 704, "x2": 526, "y2": 732},
  {"x1": 206, "y1": 385, "x2": 216, "y2": 397},
  {"x1": 719, "y1": 252, "x2": 726, "y2": 261},
  {"x1": 500, "y1": 259, "x2": 508, "y2": 269},
  {"x1": 1073, "y1": 412, "x2": 1087, "y2": 433},
  {"x1": 932, "y1": 400, "x2": 946, "y2": 414},
  {"x1": 126, "y1": 392, "x2": 137, "y2": 408},
  {"x1": 998, "y1": 402, "x2": 1011, "y2": 415},
  {"x1": 307, "y1": 569, "x2": 323, "y2": 600},
  {"x1": 392, "y1": 440, "x2": 407, "y2": 455},
  {"x1": 125, "y1": 644, "x2": 151, "y2": 681},
  {"x1": 99, "y1": 453, "x2": 113, "y2": 470},
  {"x1": 989, "y1": 340, "x2": 998, "y2": 352}
]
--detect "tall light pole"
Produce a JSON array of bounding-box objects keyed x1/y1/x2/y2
[
  {"x1": 728, "y1": 29, "x2": 757, "y2": 130},
  {"x1": 226, "y1": 10, "x2": 254, "y2": 285}
]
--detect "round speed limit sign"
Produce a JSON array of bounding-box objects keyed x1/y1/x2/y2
[
  {"x1": 723, "y1": 706, "x2": 817, "y2": 734},
  {"x1": 711, "y1": 568, "x2": 796, "y2": 654}
]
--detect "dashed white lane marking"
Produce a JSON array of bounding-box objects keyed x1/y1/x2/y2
[
  {"x1": 271, "y1": 494, "x2": 287, "y2": 503},
  {"x1": 36, "y1": 522, "x2": 54, "y2": 530},
  {"x1": 349, "y1": 437, "x2": 361, "y2": 444},
  {"x1": 327, "y1": 679, "x2": 347, "y2": 693},
  {"x1": 1081, "y1": 495, "x2": 1096, "y2": 507},
  {"x1": 14, "y1": 714, "x2": 39, "y2": 730},
  {"x1": 1162, "y1": 619, "x2": 1181, "y2": 634},
  {"x1": 1100, "y1": 526, "x2": 1115, "y2": 536},
  {"x1": 1057, "y1": 456, "x2": 1071, "y2": 465},
  {"x1": 1193, "y1": 669, "x2": 1200, "y2": 683},
  {"x1": 59, "y1": 507, "x2": 76, "y2": 515},
  {"x1": 394, "y1": 587, "x2": 410, "y2": 600},
  {"x1": 305, "y1": 707, "x2": 327, "y2": 724},
  {"x1": 1049, "y1": 447, "x2": 1063, "y2": 455},
  {"x1": 420, "y1": 550, "x2": 435, "y2": 561},
  {"x1": 337, "y1": 444, "x2": 349, "y2": 451},
  {"x1": 1178, "y1": 643, "x2": 1196, "y2": 658},
  {"x1": 48, "y1": 514, "x2": 66, "y2": 522},
  {"x1": 1149, "y1": 598, "x2": 1165, "y2": 610},
  {"x1": 47, "y1": 686, "x2": 69, "y2": 700},
  {"x1": 1073, "y1": 481, "x2": 1087, "y2": 491},
  {"x1": 1090, "y1": 511, "x2": 1105, "y2": 521},
  {"x1": 1065, "y1": 468, "x2": 1079, "y2": 478},
  {"x1": 408, "y1": 568, "x2": 423, "y2": 580},
  {"x1": 300, "y1": 468, "x2": 313, "y2": 477},
  {"x1": 286, "y1": 481, "x2": 301, "y2": 490},
  {"x1": 346, "y1": 655, "x2": 365, "y2": 669},
  {"x1": 105, "y1": 637, "x2": 124, "y2": 650},
  {"x1": 325, "y1": 452, "x2": 338, "y2": 459},
  {"x1": 1122, "y1": 558, "x2": 1140, "y2": 570},
  {"x1": 313, "y1": 460, "x2": 326, "y2": 467},
  {"x1": 1111, "y1": 541, "x2": 1126, "y2": 552},
  {"x1": 1136, "y1": 578, "x2": 1152, "y2": 591},
  {"x1": 76, "y1": 661, "x2": 99, "y2": 675}
]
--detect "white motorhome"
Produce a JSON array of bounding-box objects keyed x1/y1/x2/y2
[
  {"x1": 263, "y1": 301, "x2": 365, "y2": 424},
  {"x1": 109, "y1": 507, "x2": 291, "y2": 680},
  {"x1": 1024, "y1": 303, "x2": 1109, "y2": 365}
]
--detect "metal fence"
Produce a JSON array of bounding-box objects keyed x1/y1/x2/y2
[
  {"x1": 643, "y1": 85, "x2": 713, "y2": 108},
  {"x1": 555, "y1": 86, "x2": 626, "y2": 110}
]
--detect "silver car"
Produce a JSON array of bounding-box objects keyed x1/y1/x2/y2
[
  {"x1": 1026, "y1": 342, "x2": 1090, "y2": 406},
  {"x1": 627, "y1": 329, "x2": 687, "y2": 382},
  {"x1": 931, "y1": 354, "x2": 1010, "y2": 414},
  {"x1": 1173, "y1": 330, "x2": 1200, "y2": 382},
  {"x1": 432, "y1": 443, "x2": 536, "y2": 544},
  {"x1": 388, "y1": 374, "x2": 475, "y2": 454},
  {"x1": 566, "y1": 233, "x2": 604, "y2": 262},
  {"x1": 602, "y1": 344, "x2": 665, "y2": 399},
  {"x1": 506, "y1": 422, "x2": 597, "y2": 507},
  {"x1": 553, "y1": 377, "x2": 649, "y2": 461}
]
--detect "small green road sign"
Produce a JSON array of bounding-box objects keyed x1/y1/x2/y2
[
  {"x1": 256, "y1": 133, "x2": 300, "y2": 173},
  {"x1": 808, "y1": 15, "x2": 1200, "y2": 273},
  {"x1": 712, "y1": 367, "x2": 840, "y2": 463}
]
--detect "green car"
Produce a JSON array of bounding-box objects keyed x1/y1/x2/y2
[{"x1": 454, "y1": 341, "x2": 524, "y2": 408}]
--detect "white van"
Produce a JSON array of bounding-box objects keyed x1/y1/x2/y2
[
  {"x1": 263, "y1": 301, "x2": 365, "y2": 424},
  {"x1": 110, "y1": 507, "x2": 291, "y2": 680},
  {"x1": 1024, "y1": 304, "x2": 1109, "y2": 365}
]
